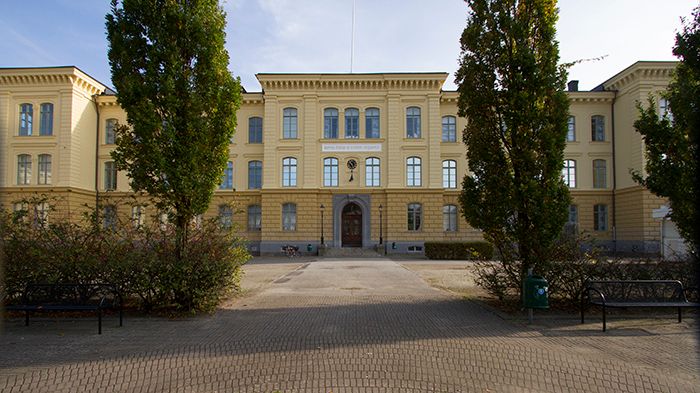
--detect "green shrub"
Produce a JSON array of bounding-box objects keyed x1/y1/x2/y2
[
  {"x1": 0, "y1": 198, "x2": 250, "y2": 312},
  {"x1": 472, "y1": 233, "x2": 698, "y2": 307},
  {"x1": 424, "y1": 241, "x2": 494, "y2": 260}
]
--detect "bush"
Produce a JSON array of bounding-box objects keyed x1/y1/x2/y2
[
  {"x1": 424, "y1": 241, "x2": 494, "y2": 260},
  {"x1": 472, "y1": 233, "x2": 698, "y2": 307},
  {"x1": 0, "y1": 198, "x2": 250, "y2": 312}
]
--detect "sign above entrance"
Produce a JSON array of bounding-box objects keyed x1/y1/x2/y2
[{"x1": 321, "y1": 143, "x2": 382, "y2": 153}]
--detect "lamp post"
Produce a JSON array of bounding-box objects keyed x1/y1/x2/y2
[
  {"x1": 379, "y1": 204, "x2": 383, "y2": 246},
  {"x1": 320, "y1": 204, "x2": 325, "y2": 245}
]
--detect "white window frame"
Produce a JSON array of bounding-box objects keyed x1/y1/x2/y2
[
  {"x1": 282, "y1": 157, "x2": 297, "y2": 187},
  {"x1": 406, "y1": 156, "x2": 422, "y2": 187},
  {"x1": 323, "y1": 157, "x2": 339, "y2": 187},
  {"x1": 365, "y1": 157, "x2": 380, "y2": 187},
  {"x1": 442, "y1": 160, "x2": 457, "y2": 189}
]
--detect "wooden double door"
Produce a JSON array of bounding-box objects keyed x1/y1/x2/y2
[{"x1": 341, "y1": 203, "x2": 362, "y2": 247}]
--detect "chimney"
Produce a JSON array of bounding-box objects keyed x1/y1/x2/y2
[{"x1": 567, "y1": 80, "x2": 579, "y2": 92}]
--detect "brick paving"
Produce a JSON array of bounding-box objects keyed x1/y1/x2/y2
[{"x1": 1, "y1": 258, "x2": 698, "y2": 392}]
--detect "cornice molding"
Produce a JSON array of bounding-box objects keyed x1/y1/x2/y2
[
  {"x1": 0, "y1": 68, "x2": 106, "y2": 97},
  {"x1": 256, "y1": 73, "x2": 448, "y2": 92},
  {"x1": 603, "y1": 62, "x2": 677, "y2": 91}
]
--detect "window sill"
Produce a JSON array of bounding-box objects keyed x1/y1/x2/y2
[{"x1": 403, "y1": 138, "x2": 424, "y2": 142}]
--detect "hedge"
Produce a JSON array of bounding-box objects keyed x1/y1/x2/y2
[{"x1": 424, "y1": 241, "x2": 494, "y2": 260}]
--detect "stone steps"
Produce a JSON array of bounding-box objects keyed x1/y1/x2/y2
[{"x1": 320, "y1": 246, "x2": 385, "y2": 258}]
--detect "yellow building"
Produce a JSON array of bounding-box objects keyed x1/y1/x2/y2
[{"x1": 0, "y1": 62, "x2": 679, "y2": 255}]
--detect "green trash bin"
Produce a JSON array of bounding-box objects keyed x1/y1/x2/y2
[{"x1": 523, "y1": 275, "x2": 549, "y2": 309}]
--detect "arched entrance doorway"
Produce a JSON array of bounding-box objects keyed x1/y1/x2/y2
[{"x1": 341, "y1": 203, "x2": 363, "y2": 247}]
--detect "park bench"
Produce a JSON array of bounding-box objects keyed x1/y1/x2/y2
[
  {"x1": 4, "y1": 283, "x2": 123, "y2": 334},
  {"x1": 580, "y1": 280, "x2": 699, "y2": 332}
]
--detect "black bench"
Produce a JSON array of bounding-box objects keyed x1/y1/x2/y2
[
  {"x1": 581, "y1": 280, "x2": 699, "y2": 331},
  {"x1": 4, "y1": 283, "x2": 123, "y2": 334}
]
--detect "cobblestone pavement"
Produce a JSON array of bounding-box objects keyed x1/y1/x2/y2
[{"x1": 1, "y1": 258, "x2": 698, "y2": 392}]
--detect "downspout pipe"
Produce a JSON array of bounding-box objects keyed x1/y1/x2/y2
[
  {"x1": 610, "y1": 89, "x2": 618, "y2": 256},
  {"x1": 92, "y1": 94, "x2": 100, "y2": 225}
]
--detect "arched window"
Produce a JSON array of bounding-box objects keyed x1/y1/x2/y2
[
  {"x1": 443, "y1": 205, "x2": 458, "y2": 232},
  {"x1": 17, "y1": 154, "x2": 32, "y2": 185},
  {"x1": 365, "y1": 108, "x2": 380, "y2": 138},
  {"x1": 282, "y1": 203, "x2": 297, "y2": 231},
  {"x1": 562, "y1": 159, "x2": 576, "y2": 188},
  {"x1": 324, "y1": 108, "x2": 338, "y2": 139},
  {"x1": 105, "y1": 118, "x2": 117, "y2": 144},
  {"x1": 365, "y1": 157, "x2": 380, "y2": 187},
  {"x1": 591, "y1": 115, "x2": 605, "y2": 141},
  {"x1": 249, "y1": 117, "x2": 263, "y2": 143},
  {"x1": 19, "y1": 103, "x2": 33, "y2": 136},
  {"x1": 248, "y1": 204, "x2": 262, "y2": 230},
  {"x1": 282, "y1": 108, "x2": 297, "y2": 139},
  {"x1": 345, "y1": 108, "x2": 359, "y2": 138},
  {"x1": 442, "y1": 160, "x2": 457, "y2": 188},
  {"x1": 219, "y1": 161, "x2": 233, "y2": 189},
  {"x1": 406, "y1": 107, "x2": 421, "y2": 138},
  {"x1": 567, "y1": 116, "x2": 575, "y2": 142},
  {"x1": 40, "y1": 103, "x2": 53, "y2": 136},
  {"x1": 248, "y1": 160, "x2": 262, "y2": 189},
  {"x1": 407, "y1": 156, "x2": 421, "y2": 187},
  {"x1": 593, "y1": 159, "x2": 607, "y2": 188},
  {"x1": 407, "y1": 203, "x2": 422, "y2": 231},
  {"x1": 442, "y1": 116, "x2": 456, "y2": 142},
  {"x1": 38, "y1": 154, "x2": 52, "y2": 185},
  {"x1": 104, "y1": 161, "x2": 117, "y2": 190},
  {"x1": 323, "y1": 157, "x2": 338, "y2": 187},
  {"x1": 282, "y1": 157, "x2": 297, "y2": 187}
]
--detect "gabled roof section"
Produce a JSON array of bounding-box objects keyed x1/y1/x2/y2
[
  {"x1": 256, "y1": 72, "x2": 449, "y2": 92},
  {"x1": 595, "y1": 61, "x2": 678, "y2": 92},
  {"x1": 0, "y1": 66, "x2": 107, "y2": 96}
]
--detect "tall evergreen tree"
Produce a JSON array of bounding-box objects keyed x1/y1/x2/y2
[
  {"x1": 106, "y1": 0, "x2": 242, "y2": 257},
  {"x1": 456, "y1": 0, "x2": 570, "y2": 279},
  {"x1": 633, "y1": 7, "x2": 699, "y2": 259}
]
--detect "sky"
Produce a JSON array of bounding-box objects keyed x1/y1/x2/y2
[{"x1": 0, "y1": 0, "x2": 696, "y2": 92}]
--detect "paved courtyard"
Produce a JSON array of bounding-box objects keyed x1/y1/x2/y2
[{"x1": 1, "y1": 257, "x2": 698, "y2": 392}]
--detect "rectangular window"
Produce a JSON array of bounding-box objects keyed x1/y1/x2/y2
[
  {"x1": 407, "y1": 203, "x2": 422, "y2": 231},
  {"x1": 282, "y1": 157, "x2": 297, "y2": 187},
  {"x1": 568, "y1": 205, "x2": 578, "y2": 224},
  {"x1": 593, "y1": 159, "x2": 607, "y2": 189},
  {"x1": 324, "y1": 108, "x2": 338, "y2": 139},
  {"x1": 443, "y1": 205, "x2": 458, "y2": 232},
  {"x1": 442, "y1": 116, "x2": 456, "y2": 142},
  {"x1": 17, "y1": 154, "x2": 32, "y2": 185},
  {"x1": 131, "y1": 205, "x2": 145, "y2": 229},
  {"x1": 283, "y1": 108, "x2": 297, "y2": 139},
  {"x1": 567, "y1": 116, "x2": 575, "y2": 142},
  {"x1": 365, "y1": 157, "x2": 380, "y2": 187},
  {"x1": 40, "y1": 103, "x2": 53, "y2": 136},
  {"x1": 248, "y1": 205, "x2": 262, "y2": 231},
  {"x1": 219, "y1": 205, "x2": 233, "y2": 229},
  {"x1": 34, "y1": 202, "x2": 49, "y2": 228},
  {"x1": 282, "y1": 203, "x2": 296, "y2": 231},
  {"x1": 344, "y1": 108, "x2": 359, "y2": 138},
  {"x1": 104, "y1": 161, "x2": 117, "y2": 190},
  {"x1": 323, "y1": 158, "x2": 338, "y2": 187},
  {"x1": 38, "y1": 154, "x2": 52, "y2": 185},
  {"x1": 103, "y1": 205, "x2": 117, "y2": 230},
  {"x1": 407, "y1": 157, "x2": 421, "y2": 187},
  {"x1": 219, "y1": 161, "x2": 234, "y2": 189},
  {"x1": 106, "y1": 119, "x2": 117, "y2": 144},
  {"x1": 19, "y1": 103, "x2": 33, "y2": 136},
  {"x1": 248, "y1": 117, "x2": 263, "y2": 143},
  {"x1": 594, "y1": 204, "x2": 608, "y2": 231},
  {"x1": 248, "y1": 161, "x2": 262, "y2": 189},
  {"x1": 406, "y1": 107, "x2": 421, "y2": 138},
  {"x1": 591, "y1": 115, "x2": 605, "y2": 141},
  {"x1": 365, "y1": 108, "x2": 380, "y2": 138}
]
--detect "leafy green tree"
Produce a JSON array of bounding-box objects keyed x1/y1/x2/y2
[
  {"x1": 455, "y1": 0, "x2": 570, "y2": 283},
  {"x1": 106, "y1": 0, "x2": 242, "y2": 257},
  {"x1": 633, "y1": 7, "x2": 699, "y2": 258}
]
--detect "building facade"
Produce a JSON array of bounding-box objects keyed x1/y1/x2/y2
[{"x1": 0, "y1": 62, "x2": 680, "y2": 255}]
